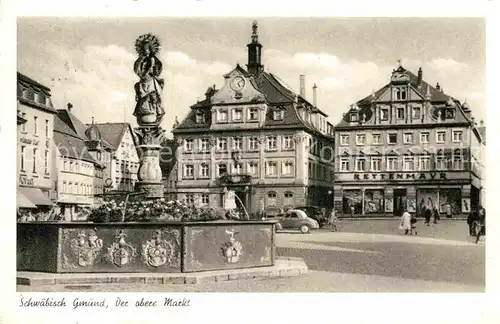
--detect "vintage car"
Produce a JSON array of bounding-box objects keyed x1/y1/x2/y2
[
  {"x1": 275, "y1": 209, "x2": 320, "y2": 234},
  {"x1": 294, "y1": 205, "x2": 329, "y2": 228}
]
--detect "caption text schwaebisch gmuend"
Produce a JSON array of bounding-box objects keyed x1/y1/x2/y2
[{"x1": 19, "y1": 296, "x2": 191, "y2": 309}]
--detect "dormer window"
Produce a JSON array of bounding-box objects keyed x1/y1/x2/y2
[
  {"x1": 273, "y1": 109, "x2": 284, "y2": 121},
  {"x1": 195, "y1": 111, "x2": 205, "y2": 124},
  {"x1": 446, "y1": 109, "x2": 455, "y2": 119},
  {"x1": 350, "y1": 113, "x2": 358, "y2": 122}
]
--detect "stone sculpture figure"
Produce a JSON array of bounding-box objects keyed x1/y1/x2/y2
[{"x1": 133, "y1": 33, "x2": 165, "y2": 125}]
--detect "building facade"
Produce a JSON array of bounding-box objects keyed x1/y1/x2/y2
[
  {"x1": 17, "y1": 72, "x2": 57, "y2": 210},
  {"x1": 53, "y1": 107, "x2": 106, "y2": 219},
  {"x1": 90, "y1": 123, "x2": 140, "y2": 192},
  {"x1": 172, "y1": 22, "x2": 335, "y2": 215},
  {"x1": 334, "y1": 65, "x2": 485, "y2": 218}
]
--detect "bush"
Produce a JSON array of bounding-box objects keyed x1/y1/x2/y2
[{"x1": 87, "y1": 198, "x2": 224, "y2": 223}]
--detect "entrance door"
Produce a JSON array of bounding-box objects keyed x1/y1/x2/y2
[{"x1": 393, "y1": 189, "x2": 407, "y2": 216}]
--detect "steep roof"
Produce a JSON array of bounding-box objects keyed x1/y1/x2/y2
[
  {"x1": 477, "y1": 126, "x2": 486, "y2": 144},
  {"x1": 17, "y1": 72, "x2": 50, "y2": 91},
  {"x1": 53, "y1": 113, "x2": 98, "y2": 164},
  {"x1": 90, "y1": 123, "x2": 132, "y2": 150}
]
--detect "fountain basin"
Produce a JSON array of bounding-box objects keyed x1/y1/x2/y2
[{"x1": 17, "y1": 220, "x2": 276, "y2": 273}]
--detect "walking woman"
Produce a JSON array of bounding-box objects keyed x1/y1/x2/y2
[{"x1": 400, "y1": 210, "x2": 412, "y2": 235}]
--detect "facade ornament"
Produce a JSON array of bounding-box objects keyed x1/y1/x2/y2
[
  {"x1": 106, "y1": 230, "x2": 137, "y2": 267},
  {"x1": 141, "y1": 230, "x2": 175, "y2": 268},
  {"x1": 293, "y1": 134, "x2": 304, "y2": 144},
  {"x1": 209, "y1": 138, "x2": 217, "y2": 146},
  {"x1": 221, "y1": 228, "x2": 243, "y2": 264},
  {"x1": 257, "y1": 135, "x2": 265, "y2": 144},
  {"x1": 69, "y1": 229, "x2": 103, "y2": 267}
]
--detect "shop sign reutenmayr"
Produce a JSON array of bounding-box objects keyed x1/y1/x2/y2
[{"x1": 353, "y1": 172, "x2": 447, "y2": 181}]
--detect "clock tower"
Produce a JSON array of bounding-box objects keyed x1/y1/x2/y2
[{"x1": 247, "y1": 20, "x2": 263, "y2": 76}]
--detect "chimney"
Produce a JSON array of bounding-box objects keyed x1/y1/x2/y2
[
  {"x1": 435, "y1": 82, "x2": 440, "y2": 91},
  {"x1": 480, "y1": 120, "x2": 484, "y2": 127},
  {"x1": 313, "y1": 83, "x2": 317, "y2": 107},
  {"x1": 67, "y1": 103, "x2": 73, "y2": 112},
  {"x1": 91, "y1": 116, "x2": 95, "y2": 124},
  {"x1": 300, "y1": 75, "x2": 306, "y2": 98},
  {"x1": 417, "y1": 67, "x2": 423, "y2": 88}
]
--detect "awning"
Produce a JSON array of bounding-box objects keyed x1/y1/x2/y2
[
  {"x1": 18, "y1": 187, "x2": 54, "y2": 206},
  {"x1": 17, "y1": 189, "x2": 37, "y2": 208}
]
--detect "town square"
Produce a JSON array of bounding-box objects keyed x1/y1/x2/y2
[{"x1": 14, "y1": 17, "x2": 485, "y2": 293}]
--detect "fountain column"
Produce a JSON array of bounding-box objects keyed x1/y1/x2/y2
[{"x1": 132, "y1": 33, "x2": 166, "y2": 199}]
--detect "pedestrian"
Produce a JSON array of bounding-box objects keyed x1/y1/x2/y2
[
  {"x1": 467, "y1": 211, "x2": 476, "y2": 236},
  {"x1": 329, "y1": 209, "x2": 338, "y2": 232},
  {"x1": 400, "y1": 210, "x2": 412, "y2": 235},
  {"x1": 410, "y1": 213, "x2": 418, "y2": 235},
  {"x1": 433, "y1": 207, "x2": 440, "y2": 224},
  {"x1": 424, "y1": 207, "x2": 431, "y2": 226},
  {"x1": 444, "y1": 203, "x2": 452, "y2": 219}
]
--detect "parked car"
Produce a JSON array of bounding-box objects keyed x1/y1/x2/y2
[
  {"x1": 294, "y1": 206, "x2": 328, "y2": 228},
  {"x1": 275, "y1": 209, "x2": 319, "y2": 234}
]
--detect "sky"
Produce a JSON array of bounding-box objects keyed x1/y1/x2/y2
[{"x1": 17, "y1": 17, "x2": 485, "y2": 136}]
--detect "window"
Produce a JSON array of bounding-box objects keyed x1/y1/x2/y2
[
  {"x1": 412, "y1": 107, "x2": 421, "y2": 119},
  {"x1": 183, "y1": 164, "x2": 194, "y2": 178},
  {"x1": 380, "y1": 108, "x2": 389, "y2": 120},
  {"x1": 232, "y1": 163, "x2": 243, "y2": 175},
  {"x1": 184, "y1": 139, "x2": 194, "y2": 152},
  {"x1": 386, "y1": 157, "x2": 398, "y2": 171},
  {"x1": 350, "y1": 113, "x2": 358, "y2": 122},
  {"x1": 403, "y1": 156, "x2": 414, "y2": 171},
  {"x1": 248, "y1": 108, "x2": 259, "y2": 121},
  {"x1": 32, "y1": 148, "x2": 37, "y2": 173},
  {"x1": 284, "y1": 192, "x2": 294, "y2": 209},
  {"x1": 436, "y1": 154, "x2": 446, "y2": 170},
  {"x1": 21, "y1": 113, "x2": 27, "y2": 132},
  {"x1": 247, "y1": 162, "x2": 258, "y2": 176},
  {"x1": 397, "y1": 107, "x2": 405, "y2": 119},
  {"x1": 283, "y1": 135, "x2": 293, "y2": 150},
  {"x1": 200, "y1": 138, "x2": 210, "y2": 152},
  {"x1": 446, "y1": 109, "x2": 455, "y2": 119},
  {"x1": 340, "y1": 135, "x2": 349, "y2": 146},
  {"x1": 248, "y1": 137, "x2": 259, "y2": 151},
  {"x1": 420, "y1": 132, "x2": 430, "y2": 144},
  {"x1": 199, "y1": 164, "x2": 209, "y2": 178},
  {"x1": 266, "y1": 161, "x2": 278, "y2": 176},
  {"x1": 201, "y1": 193, "x2": 209, "y2": 205},
  {"x1": 403, "y1": 133, "x2": 413, "y2": 144},
  {"x1": 453, "y1": 150, "x2": 463, "y2": 170},
  {"x1": 371, "y1": 158, "x2": 381, "y2": 171},
  {"x1": 372, "y1": 134, "x2": 381, "y2": 145},
  {"x1": 45, "y1": 120, "x2": 49, "y2": 137},
  {"x1": 340, "y1": 159, "x2": 350, "y2": 172},
  {"x1": 20, "y1": 146, "x2": 26, "y2": 171},
  {"x1": 282, "y1": 161, "x2": 294, "y2": 176},
  {"x1": 217, "y1": 164, "x2": 227, "y2": 176},
  {"x1": 233, "y1": 109, "x2": 243, "y2": 121},
  {"x1": 44, "y1": 150, "x2": 49, "y2": 174},
  {"x1": 217, "y1": 110, "x2": 228, "y2": 122},
  {"x1": 356, "y1": 134, "x2": 366, "y2": 145},
  {"x1": 419, "y1": 156, "x2": 431, "y2": 171},
  {"x1": 267, "y1": 191, "x2": 277, "y2": 206},
  {"x1": 388, "y1": 133, "x2": 397, "y2": 144},
  {"x1": 232, "y1": 137, "x2": 243, "y2": 151},
  {"x1": 185, "y1": 194, "x2": 195, "y2": 205},
  {"x1": 355, "y1": 158, "x2": 366, "y2": 171},
  {"x1": 273, "y1": 110, "x2": 284, "y2": 121},
  {"x1": 452, "y1": 131, "x2": 463, "y2": 143},
  {"x1": 217, "y1": 138, "x2": 228, "y2": 151},
  {"x1": 395, "y1": 87, "x2": 407, "y2": 100},
  {"x1": 195, "y1": 111, "x2": 205, "y2": 124},
  {"x1": 33, "y1": 116, "x2": 38, "y2": 135},
  {"x1": 266, "y1": 136, "x2": 277, "y2": 151},
  {"x1": 437, "y1": 131, "x2": 446, "y2": 143}
]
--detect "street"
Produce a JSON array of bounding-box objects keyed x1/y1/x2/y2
[{"x1": 17, "y1": 220, "x2": 484, "y2": 292}]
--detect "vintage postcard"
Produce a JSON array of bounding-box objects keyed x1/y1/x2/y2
[{"x1": 1, "y1": 1, "x2": 497, "y2": 323}]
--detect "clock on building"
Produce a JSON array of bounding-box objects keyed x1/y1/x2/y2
[{"x1": 230, "y1": 76, "x2": 246, "y2": 91}]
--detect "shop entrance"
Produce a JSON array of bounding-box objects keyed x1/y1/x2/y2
[{"x1": 393, "y1": 189, "x2": 407, "y2": 216}]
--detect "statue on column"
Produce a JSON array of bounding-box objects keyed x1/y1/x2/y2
[{"x1": 133, "y1": 33, "x2": 165, "y2": 125}]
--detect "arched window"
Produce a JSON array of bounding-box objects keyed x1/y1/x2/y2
[
  {"x1": 266, "y1": 191, "x2": 277, "y2": 207},
  {"x1": 284, "y1": 191, "x2": 294, "y2": 210}
]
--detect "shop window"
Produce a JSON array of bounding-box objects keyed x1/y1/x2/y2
[
  {"x1": 343, "y1": 190, "x2": 362, "y2": 215},
  {"x1": 364, "y1": 190, "x2": 385, "y2": 214},
  {"x1": 438, "y1": 188, "x2": 461, "y2": 215},
  {"x1": 266, "y1": 191, "x2": 277, "y2": 207},
  {"x1": 417, "y1": 189, "x2": 438, "y2": 216}
]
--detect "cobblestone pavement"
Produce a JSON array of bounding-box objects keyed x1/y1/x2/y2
[{"x1": 17, "y1": 220, "x2": 484, "y2": 292}]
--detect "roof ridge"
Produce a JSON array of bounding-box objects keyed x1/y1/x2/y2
[{"x1": 262, "y1": 72, "x2": 295, "y2": 101}]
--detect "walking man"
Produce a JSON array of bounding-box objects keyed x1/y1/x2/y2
[{"x1": 329, "y1": 209, "x2": 338, "y2": 232}]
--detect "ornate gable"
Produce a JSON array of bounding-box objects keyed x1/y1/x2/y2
[{"x1": 210, "y1": 64, "x2": 266, "y2": 105}]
